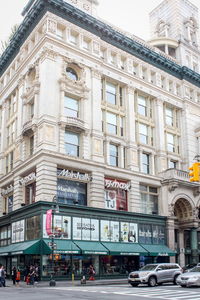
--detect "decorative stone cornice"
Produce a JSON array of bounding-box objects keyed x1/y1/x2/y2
[{"x1": 0, "y1": 0, "x2": 200, "y2": 88}]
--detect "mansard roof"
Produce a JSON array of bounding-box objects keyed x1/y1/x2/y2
[{"x1": 0, "y1": 0, "x2": 200, "y2": 87}]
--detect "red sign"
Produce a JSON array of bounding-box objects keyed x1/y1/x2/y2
[{"x1": 46, "y1": 209, "x2": 52, "y2": 236}]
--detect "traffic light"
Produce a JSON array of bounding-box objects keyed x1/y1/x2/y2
[{"x1": 188, "y1": 162, "x2": 200, "y2": 182}]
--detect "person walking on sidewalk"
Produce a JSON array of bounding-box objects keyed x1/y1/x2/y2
[
  {"x1": 0, "y1": 265, "x2": 6, "y2": 287},
  {"x1": 88, "y1": 265, "x2": 95, "y2": 281},
  {"x1": 16, "y1": 269, "x2": 21, "y2": 287},
  {"x1": 11, "y1": 266, "x2": 17, "y2": 285}
]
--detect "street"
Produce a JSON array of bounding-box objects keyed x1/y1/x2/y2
[{"x1": 1, "y1": 283, "x2": 200, "y2": 300}]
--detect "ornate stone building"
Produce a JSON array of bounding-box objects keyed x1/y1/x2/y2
[{"x1": 0, "y1": 0, "x2": 200, "y2": 278}]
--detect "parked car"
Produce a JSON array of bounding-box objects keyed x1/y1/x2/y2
[
  {"x1": 128, "y1": 263, "x2": 182, "y2": 287},
  {"x1": 177, "y1": 266, "x2": 200, "y2": 287},
  {"x1": 182, "y1": 263, "x2": 200, "y2": 273}
]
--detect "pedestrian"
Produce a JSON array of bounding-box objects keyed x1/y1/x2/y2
[
  {"x1": 16, "y1": 269, "x2": 21, "y2": 287},
  {"x1": 0, "y1": 265, "x2": 6, "y2": 287},
  {"x1": 11, "y1": 266, "x2": 17, "y2": 285},
  {"x1": 88, "y1": 265, "x2": 95, "y2": 281},
  {"x1": 29, "y1": 266, "x2": 35, "y2": 285}
]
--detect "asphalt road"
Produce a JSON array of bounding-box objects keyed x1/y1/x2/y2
[{"x1": 1, "y1": 284, "x2": 200, "y2": 300}]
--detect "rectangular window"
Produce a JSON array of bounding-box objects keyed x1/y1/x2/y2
[
  {"x1": 140, "y1": 184, "x2": 158, "y2": 215},
  {"x1": 139, "y1": 123, "x2": 148, "y2": 144},
  {"x1": 107, "y1": 112, "x2": 117, "y2": 135},
  {"x1": 139, "y1": 224, "x2": 152, "y2": 244},
  {"x1": 64, "y1": 96, "x2": 79, "y2": 118},
  {"x1": 101, "y1": 220, "x2": 119, "y2": 242},
  {"x1": 106, "y1": 82, "x2": 116, "y2": 105},
  {"x1": 142, "y1": 153, "x2": 150, "y2": 174},
  {"x1": 25, "y1": 182, "x2": 36, "y2": 205},
  {"x1": 70, "y1": 31, "x2": 78, "y2": 45},
  {"x1": 64, "y1": 131, "x2": 79, "y2": 157},
  {"x1": 57, "y1": 178, "x2": 87, "y2": 206},
  {"x1": 26, "y1": 216, "x2": 40, "y2": 240},
  {"x1": 167, "y1": 133, "x2": 175, "y2": 152},
  {"x1": 138, "y1": 95, "x2": 147, "y2": 116},
  {"x1": 169, "y1": 160, "x2": 177, "y2": 169},
  {"x1": 30, "y1": 135, "x2": 34, "y2": 155},
  {"x1": 109, "y1": 144, "x2": 118, "y2": 166},
  {"x1": 165, "y1": 107, "x2": 173, "y2": 126}
]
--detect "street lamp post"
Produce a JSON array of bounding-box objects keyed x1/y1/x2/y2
[{"x1": 49, "y1": 195, "x2": 59, "y2": 287}]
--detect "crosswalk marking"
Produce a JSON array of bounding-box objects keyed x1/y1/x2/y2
[{"x1": 42, "y1": 286, "x2": 200, "y2": 300}]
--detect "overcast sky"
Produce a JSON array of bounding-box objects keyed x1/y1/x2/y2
[{"x1": 0, "y1": 0, "x2": 200, "y2": 43}]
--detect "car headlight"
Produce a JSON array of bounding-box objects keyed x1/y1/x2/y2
[{"x1": 190, "y1": 276, "x2": 199, "y2": 280}]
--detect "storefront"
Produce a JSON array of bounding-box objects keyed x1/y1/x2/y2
[{"x1": 0, "y1": 201, "x2": 175, "y2": 279}]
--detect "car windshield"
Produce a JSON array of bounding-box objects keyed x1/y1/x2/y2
[
  {"x1": 140, "y1": 264, "x2": 158, "y2": 271},
  {"x1": 190, "y1": 266, "x2": 200, "y2": 273}
]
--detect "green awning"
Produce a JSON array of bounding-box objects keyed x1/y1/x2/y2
[
  {"x1": 0, "y1": 244, "x2": 13, "y2": 256},
  {"x1": 0, "y1": 240, "x2": 51, "y2": 256},
  {"x1": 11, "y1": 240, "x2": 51, "y2": 255},
  {"x1": 102, "y1": 242, "x2": 148, "y2": 256},
  {"x1": 74, "y1": 241, "x2": 108, "y2": 255},
  {"x1": 141, "y1": 244, "x2": 175, "y2": 256},
  {"x1": 44, "y1": 239, "x2": 80, "y2": 254}
]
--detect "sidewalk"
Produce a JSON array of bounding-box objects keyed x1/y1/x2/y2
[{"x1": 4, "y1": 278, "x2": 128, "y2": 288}]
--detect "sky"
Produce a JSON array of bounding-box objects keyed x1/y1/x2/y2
[{"x1": 0, "y1": 0, "x2": 200, "y2": 43}]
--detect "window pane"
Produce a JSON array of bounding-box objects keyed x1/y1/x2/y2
[
  {"x1": 139, "y1": 124, "x2": 148, "y2": 144},
  {"x1": 138, "y1": 96, "x2": 147, "y2": 116},
  {"x1": 64, "y1": 96, "x2": 78, "y2": 117},
  {"x1": 65, "y1": 132, "x2": 79, "y2": 145},
  {"x1": 107, "y1": 112, "x2": 117, "y2": 125},
  {"x1": 106, "y1": 83, "x2": 116, "y2": 105},
  {"x1": 66, "y1": 68, "x2": 78, "y2": 80}
]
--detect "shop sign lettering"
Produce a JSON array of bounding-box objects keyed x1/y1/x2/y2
[
  {"x1": 1, "y1": 184, "x2": 14, "y2": 196},
  {"x1": 105, "y1": 179, "x2": 131, "y2": 191},
  {"x1": 158, "y1": 253, "x2": 169, "y2": 256},
  {"x1": 58, "y1": 169, "x2": 92, "y2": 181},
  {"x1": 120, "y1": 252, "x2": 139, "y2": 256},
  {"x1": 19, "y1": 172, "x2": 36, "y2": 186}
]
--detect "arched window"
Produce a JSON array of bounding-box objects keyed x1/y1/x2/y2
[{"x1": 66, "y1": 67, "x2": 78, "y2": 81}]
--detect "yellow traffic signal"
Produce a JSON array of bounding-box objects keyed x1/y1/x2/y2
[{"x1": 188, "y1": 162, "x2": 200, "y2": 182}]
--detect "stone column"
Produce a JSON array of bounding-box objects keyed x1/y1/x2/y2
[
  {"x1": 178, "y1": 230, "x2": 185, "y2": 267},
  {"x1": 35, "y1": 160, "x2": 57, "y2": 202},
  {"x1": 13, "y1": 175, "x2": 23, "y2": 210},
  {"x1": 126, "y1": 87, "x2": 138, "y2": 171},
  {"x1": 154, "y1": 97, "x2": 166, "y2": 172},
  {"x1": 190, "y1": 228, "x2": 198, "y2": 264},
  {"x1": 89, "y1": 170, "x2": 104, "y2": 208},
  {"x1": 166, "y1": 218, "x2": 175, "y2": 263}
]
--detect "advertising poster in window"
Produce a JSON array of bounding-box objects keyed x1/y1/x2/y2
[
  {"x1": 91, "y1": 219, "x2": 99, "y2": 241},
  {"x1": 105, "y1": 190, "x2": 116, "y2": 210},
  {"x1": 73, "y1": 217, "x2": 82, "y2": 240},
  {"x1": 152, "y1": 225, "x2": 159, "y2": 244},
  {"x1": 82, "y1": 218, "x2": 92, "y2": 240},
  {"x1": 104, "y1": 178, "x2": 129, "y2": 211},
  {"x1": 110, "y1": 221, "x2": 119, "y2": 242},
  {"x1": 101, "y1": 220, "x2": 110, "y2": 241},
  {"x1": 121, "y1": 222, "x2": 138, "y2": 243},
  {"x1": 139, "y1": 224, "x2": 145, "y2": 244},
  {"x1": 57, "y1": 178, "x2": 87, "y2": 206},
  {"x1": 43, "y1": 215, "x2": 71, "y2": 239},
  {"x1": 80, "y1": 218, "x2": 99, "y2": 241},
  {"x1": 8, "y1": 195, "x2": 13, "y2": 213},
  {"x1": 158, "y1": 226, "x2": 165, "y2": 245},
  {"x1": 12, "y1": 220, "x2": 25, "y2": 243}
]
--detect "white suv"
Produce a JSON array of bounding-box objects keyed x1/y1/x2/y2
[{"x1": 128, "y1": 263, "x2": 182, "y2": 287}]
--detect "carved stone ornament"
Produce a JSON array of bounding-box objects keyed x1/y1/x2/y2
[
  {"x1": 168, "y1": 183, "x2": 178, "y2": 192},
  {"x1": 40, "y1": 47, "x2": 58, "y2": 62},
  {"x1": 47, "y1": 19, "x2": 57, "y2": 34},
  {"x1": 168, "y1": 203, "x2": 175, "y2": 217},
  {"x1": 193, "y1": 207, "x2": 199, "y2": 219}
]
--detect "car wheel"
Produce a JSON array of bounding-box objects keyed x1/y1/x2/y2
[
  {"x1": 180, "y1": 284, "x2": 186, "y2": 288},
  {"x1": 130, "y1": 283, "x2": 139, "y2": 287},
  {"x1": 148, "y1": 276, "x2": 157, "y2": 287},
  {"x1": 173, "y1": 275, "x2": 179, "y2": 285}
]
